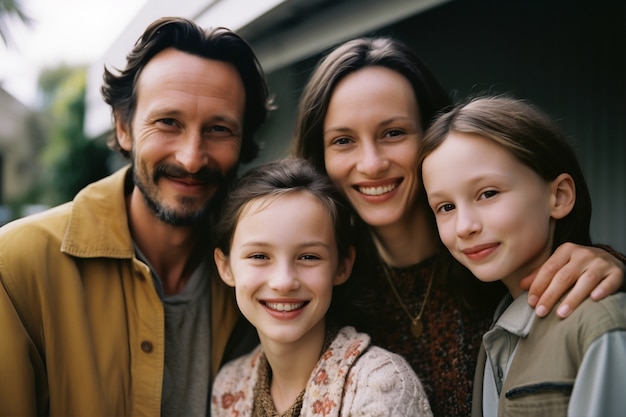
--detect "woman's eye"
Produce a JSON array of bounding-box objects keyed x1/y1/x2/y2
[
  {"x1": 249, "y1": 254, "x2": 267, "y2": 260},
  {"x1": 385, "y1": 129, "x2": 404, "y2": 138},
  {"x1": 332, "y1": 137, "x2": 352, "y2": 146}
]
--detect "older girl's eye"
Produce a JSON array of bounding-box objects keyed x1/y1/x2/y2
[
  {"x1": 479, "y1": 190, "x2": 499, "y2": 200},
  {"x1": 437, "y1": 203, "x2": 455, "y2": 213},
  {"x1": 249, "y1": 253, "x2": 268, "y2": 260}
]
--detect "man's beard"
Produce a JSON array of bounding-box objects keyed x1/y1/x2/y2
[{"x1": 132, "y1": 159, "x2": 234, "y2": 227}]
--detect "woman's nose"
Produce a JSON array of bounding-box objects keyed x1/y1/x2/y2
[{"x1": 356, "y1": 142, "x2": 389, "y2": 176}]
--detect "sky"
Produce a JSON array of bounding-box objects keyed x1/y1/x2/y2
[{"x1": 0, "y1": 0, "x2": 147, "y2": 107}]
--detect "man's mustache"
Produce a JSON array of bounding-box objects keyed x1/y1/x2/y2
[{"x1": 153, "y1": 164, "x2": 225, "y2": 184}]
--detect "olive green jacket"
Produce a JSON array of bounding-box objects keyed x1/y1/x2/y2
[
  {"x1": 472, "y1": 293, "x2": 626, "y2": 417},
  {"x1": 0, "y1": 167, "x2": 240, "y2": 417}
]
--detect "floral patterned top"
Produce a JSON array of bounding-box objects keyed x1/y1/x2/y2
[{"x1": 211, "y1": 326, "x2": 433, "y2": 417}]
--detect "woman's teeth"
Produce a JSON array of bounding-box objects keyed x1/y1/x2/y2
[{"x1": 358, "y1": 183, "x2": 397, "y2": 196}]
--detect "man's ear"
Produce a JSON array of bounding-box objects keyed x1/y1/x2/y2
[
  {"x1": 550, "y1": 173, "x2": 576, "y2": 220},
  {"x1": 115, "y1": 113, "x2": 133, "y2": 153},
  {"x1": 334, "y1": 246, "x2": 356, "y2": 286},
  {"x1": 214, "y1": 248, "x2": 235, "y2": 287}
]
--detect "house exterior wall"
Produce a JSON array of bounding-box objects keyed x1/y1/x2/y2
[
  {"x1": 85, "y1": 0, "x2": 625, "y2": 252},
  {"x1": 248, "y1": 0, "x2": 626, "y2": 252}
]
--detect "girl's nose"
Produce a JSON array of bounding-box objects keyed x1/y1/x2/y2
[{"x1": 267, "y1": 262, "x2": 300, "y2": 293}]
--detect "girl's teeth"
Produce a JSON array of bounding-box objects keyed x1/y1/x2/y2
[{"x1": 265, "y1": 302, "x2": 305, "y2": 312}]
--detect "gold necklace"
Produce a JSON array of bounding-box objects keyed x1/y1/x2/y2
[{"x1": 381, "y1": 263, "x2": 434, "y2": 338}]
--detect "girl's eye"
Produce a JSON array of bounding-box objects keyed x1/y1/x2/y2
[
  {"x1": 210, "y1": 125, "x2": 229, "y2": 133},
  {"x1": 249, "y1": 254, "x2": 268, "y2": 260},
  {"x1": 480, "y1": 190, "x2": 499, "y2": 200},
  {"x1": 300, "y1": 254, "x2": 321, "y2": 261}
]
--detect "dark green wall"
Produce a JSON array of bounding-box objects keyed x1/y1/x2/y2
[{"x1": 252, "y1": 0, "x2": 625, "y2": 252}]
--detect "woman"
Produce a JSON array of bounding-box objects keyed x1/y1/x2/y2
[{"x1": 291, "y1": 37, "x2": 625, "y2": 416}]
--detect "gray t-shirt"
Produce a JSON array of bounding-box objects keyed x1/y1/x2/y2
[{"x1": 136, "y1": 247, "x2": 211, "y2": 417}]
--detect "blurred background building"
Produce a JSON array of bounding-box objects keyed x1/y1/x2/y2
[
  {"x1": 3, "y1": 0, "x2": 625, "y2": 252},
  {"x1": 0, "y1": 85, "x2": 45, "y2": 223}
]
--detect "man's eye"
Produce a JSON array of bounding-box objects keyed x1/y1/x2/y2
[
  {"x1": 158, "y1": 118, "x2": 176, "y2": 126},
  {"x1": 206, "y1": 125, "x2": 234, "y2": 137}
]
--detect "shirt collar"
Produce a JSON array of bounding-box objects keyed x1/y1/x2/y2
[{"x1": 492, "y1": 291, "x2": 536, "y2": 337}]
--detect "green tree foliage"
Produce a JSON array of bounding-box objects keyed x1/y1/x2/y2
[
  {"x1": 1, "y1": 2, "x2": 114, "y2": 214},
  {"x1": 37, "y1": 68, "x2": 114, "y2": 205},
  {"x1": 38, "y1": 65, "x2": 75, "y2": 108}
]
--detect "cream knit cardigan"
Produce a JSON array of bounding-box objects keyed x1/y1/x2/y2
[{"x1": 211, "y1": 326, "x2": 433, "y2": 416}]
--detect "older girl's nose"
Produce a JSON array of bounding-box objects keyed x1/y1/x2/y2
[{"x1": 456, "y1": 206, "x2": 482, "y2": 238}]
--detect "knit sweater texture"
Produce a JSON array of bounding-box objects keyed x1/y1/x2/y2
[{"x1": 211, "y1": 326, "x2": 432, "y2": 416}]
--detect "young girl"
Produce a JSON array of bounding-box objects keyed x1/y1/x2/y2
[
  {"x1": 211, "y1": 158, "x2": 432, "y2": 416},
  {"x1": 418, "y1": 96, "x2": 626, "y2": 416},
  {"x1": 291, "y1": 35, "x2": 625, "y2": 415}
]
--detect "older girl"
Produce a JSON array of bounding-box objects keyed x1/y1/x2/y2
[{"x1": 418, "y1": 96, "x2": 626, "y2": 416}]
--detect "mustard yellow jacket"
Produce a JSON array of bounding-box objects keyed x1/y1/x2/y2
[{"x1": 0, "y1": 167, "x2": 240, "y2": 417}]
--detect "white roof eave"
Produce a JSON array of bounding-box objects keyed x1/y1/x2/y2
[{"x1": 84, "y1": 0, "x2": 449, "y2": 137}]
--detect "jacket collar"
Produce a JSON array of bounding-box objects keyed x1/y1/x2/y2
[{"x1": 61, "y1": 166, "x2": 135, "y2": 259}]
